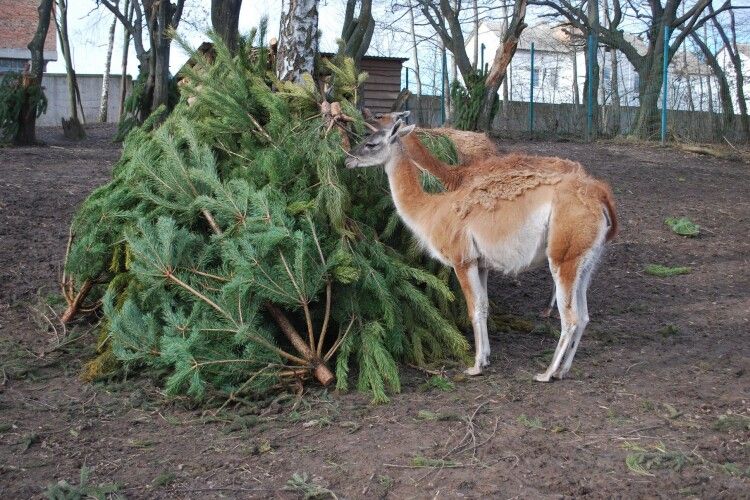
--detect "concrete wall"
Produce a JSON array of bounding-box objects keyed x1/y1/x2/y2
[{"x1": 39, "y1": 73, "x2": 131, "y2": 126}]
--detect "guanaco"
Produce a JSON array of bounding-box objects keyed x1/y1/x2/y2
[
  {"x1": 346, "y1": 120, "x2": 617, "y2": 380},
  {"x1": 366, "y1": 110, "x2": 585, "y2": 317}
]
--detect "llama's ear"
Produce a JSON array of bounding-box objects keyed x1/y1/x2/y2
[
  {"x1": 397, "y1": 123, "x2": 416, "y2": 137},
  {"x1": 362, "y1": 108, "x2": 374, "y2": 120},
  {"x1": 389, "y1": 119, "x2": 404, "y2": 141},
  {"x1": 396, "y1": 110, "x2": 411, "y2": 120}
]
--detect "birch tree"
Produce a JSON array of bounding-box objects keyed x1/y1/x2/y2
[
  {"x1": 276, "y1": 0, "x2": 319, "y2": 81},
  {"x1": 99, "y1": 7, "x2": 119, "y2": 122}
]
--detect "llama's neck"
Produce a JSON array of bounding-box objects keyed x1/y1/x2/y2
[
  {"x1": 404, "y1": 135, "x2": 460, "y2": 189},
  {"x1": 385, "y1": 142, "x2": 434, "y2": 226}
]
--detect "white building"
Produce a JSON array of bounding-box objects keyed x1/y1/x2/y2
[{"x1": 465, "y1": 21, "x2": 718, "y2": 112}]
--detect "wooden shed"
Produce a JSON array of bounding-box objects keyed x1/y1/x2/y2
[
  {"x1": 320, "y1": 53, "x2": 407, "y2": 113},
  {"x1": 358, "y1": 55, "x2": 408, "y2": 114}
]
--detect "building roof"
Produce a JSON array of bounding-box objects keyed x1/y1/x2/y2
[{"x1": 320, "y1": 52, "x2": 408, "y2": 63}]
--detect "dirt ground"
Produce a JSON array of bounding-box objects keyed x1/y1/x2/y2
[{"x1": 1, "y1": 125, "x2": 749, "y2": 499}]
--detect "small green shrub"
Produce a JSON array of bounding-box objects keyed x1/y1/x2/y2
[
  {"x1": 44, "y1": 466, "x2": 122, "y2": 500},
  {"x1": 517, "y1": 414, "x2": 544, "y2": 430},
  {"x1": 665, "y1": 217, "x2": 699, "y2": 237},
  {"x1": 420, "y1": 375, "x2": 455, "y2": 392},
  {"x1": 623, "y1": 442, "x2": 688, "y2": 476}
]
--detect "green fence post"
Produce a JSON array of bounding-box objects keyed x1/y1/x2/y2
[
  {"x1": 586, "y1": 34, "x2": 594, "y2": 141},
  {"x1": 441, "y1": 49, "x2": 447, "y2": 124},
  {"x1": 661, "y1": 27, "x2": 671, "y2": 144},
  {"x1": 529, "y1": 42, "x2": 535, "y2": 135}
]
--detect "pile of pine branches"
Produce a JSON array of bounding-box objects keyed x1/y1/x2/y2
[{"x1": 62, "y1": 30, "x2": 468, "y2": 403}]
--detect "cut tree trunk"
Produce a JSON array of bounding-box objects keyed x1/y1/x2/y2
[{"x1": 265, "y1": 302, "x2": 335, "y2": 386}]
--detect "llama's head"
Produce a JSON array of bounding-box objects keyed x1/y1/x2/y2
[
  {"x1": 363, "y1": 109, "x2": 411, "y2": 130},
  {"x1": 346, "y1": 119, "x2": 415, "y2": 168}
]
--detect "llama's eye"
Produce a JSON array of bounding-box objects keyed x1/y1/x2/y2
[{"x1": 365, "y1": 143, "x2": 377, "y2": 149}]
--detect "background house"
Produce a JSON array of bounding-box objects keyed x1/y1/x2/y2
[
  {"x1": 0, "y1": 0, "x2": 57, "y2": 74},
  {"x1": 0, "y1": 0, "x2": 130, "y2": 125}
]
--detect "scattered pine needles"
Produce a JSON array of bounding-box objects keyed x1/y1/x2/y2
[{"x1": 644, "y1": 264, "x2": 692, "y2": 277}]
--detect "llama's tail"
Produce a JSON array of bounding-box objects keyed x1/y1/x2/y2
[{"x1": 596, "y1": 181, "x2": 618, "y2": 242}]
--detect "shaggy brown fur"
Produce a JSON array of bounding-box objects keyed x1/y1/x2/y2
[{"x1": 365, "y1": 111, "x2": 584, "y2": 191}]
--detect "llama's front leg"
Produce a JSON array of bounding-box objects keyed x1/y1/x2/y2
[{"x1": 454, "y1": 264, "x2": 485, "y2": 376}]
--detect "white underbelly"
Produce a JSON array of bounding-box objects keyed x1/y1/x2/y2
[{"x1": 473, "y1": 204, "x2": 551, "y2": 275}]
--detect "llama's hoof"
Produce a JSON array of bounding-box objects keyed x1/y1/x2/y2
[
  {"x1": 465, "y1": 366, "x2": 483, "y2": 376},
  {"x1": 533, "y1": 372, "x2": 553, "y2": 382},
  {"x1": 538, "y1": 308, "x2": 552, "y2": 319},
  {"x1": 552, "y1": 371, "x2": 566, "y2": 380},
  {"x1": 481, "y1": 356, "x2": 491, "y2": 368}
]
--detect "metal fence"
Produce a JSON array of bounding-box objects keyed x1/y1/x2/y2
[{"x1": 406, "y1": 94, "x2": 746, "y2": 143}]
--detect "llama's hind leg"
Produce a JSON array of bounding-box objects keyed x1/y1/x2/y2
[
  {"x1": 553, "y1": 243, "x2": 603, "y2": 379},
  {"x1": 534, "y1": 261, "x2": 578, "y2": 383},
  {"x1": 454, "y1": 264, "x2": 486, "y2": 376},
  {"x1": 540, "y1": 285, "x2": 557, "y2": 318},
  {"x1": 478, "y1": 267, "x2": 491, "y2": 367}
]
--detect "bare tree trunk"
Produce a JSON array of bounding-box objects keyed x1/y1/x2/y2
[
  {"x1": 15, "y1": 0, "x2": 54, "y2": 145},
  {"x1": 119, "y1": 0, "x2": 132, "y2": 119},
  {"x1": 99, "y1": 8, "x2": 118, "y2": 123},
  {"x1": 727, "y1": 8, "x2": 748, "y2": 140},
  {"x1": 56, "y1": 0, "x2": 85, "y2": 139},
  {"x1": 277, "y1": 0, "x2": 319, "y2": 81},
  {"x1": 585, "y1": 0, "x2": 599, "y2": 140},
  {"x1": 150, "y1": 0, "x2": 170, "y2": 111},
  {"x1": 476, "y1": 0, "x2": 527, "y2": 131},
  {"x1": 211, "y1": 0, "x2": 243, "y2": 54},
  {"x1": 501, "y1": 1, "x2": 509, "y2": 115},
  {"x1": 472, "y1": 0, "x2": 479, "y2": 69},
  {"x1": 602, "y1": 0, "x2": 619, "y2": 134},
  {"x1": 340, "y1": 0, "x2": 374, "y2": 66},
  {"x1": 407, "y1": 0, "x2": 423, "y2": 124},
  {"x1": 610, "y1": 48, "x2": 620, "y2": 134},
  {"x1": 691, "y1": 31, "x2": 735, "y2": 137},
  {"x1": 572, "y1": 47, "x2": 579, "y2": 106}
]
